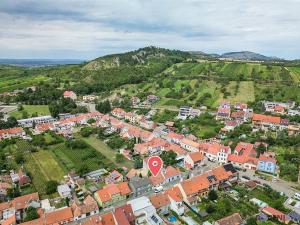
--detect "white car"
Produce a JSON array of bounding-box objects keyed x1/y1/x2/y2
[
  {"x1": 154, "y1": 186, "x2": 164, "y2": 193},
  {"x1": 294, "y1": 192, "x2": 300, "y2": 201}
]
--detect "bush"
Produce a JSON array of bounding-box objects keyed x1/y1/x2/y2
[
  {"x1": 208, "y1": 190, "x2": 218, "y2": 201},
  {"x1": 206, "y1": 204, "x2": 216, "y2": 213},
  {"x1": 65, "y1": 139, "x2": 87, "y2": 149},
  {"x1": 45, "y1": 180, "x2": 59, "y2": 195},
  {"x1": 24, "y1": 207, "x2": 39, "y2": 222}
]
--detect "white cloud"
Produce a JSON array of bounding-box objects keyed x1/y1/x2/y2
[{"x1": 0, "y1": 0, "x2": 299, "y2": 59}]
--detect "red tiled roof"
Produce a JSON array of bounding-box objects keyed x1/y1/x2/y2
[
  {"x1": 252, "y1": 113, "x2": 281, "y2": 124},
  {"x1": 115, "y1": 204, "x2": 135, "y2": 225},
  {"x1": 165, "y1": 186, "x2": 183, "y2": 202},
  {"x1": 216, "y1": 212, "x2": 243, "y2": 225},
  {"x1": 45, "y1": 207, "x2": 73, "y2": 225},
  {"x1": 188, "y1": 152, "x2": 204, "y2": 163},
  {"x1": 166, "y1": 144, "x2": 187, "y2": 156},
  {"x1": 0, "y1": 127, "x2": 24, "y2": 135},
  {"x1": 149, "y1": 193, "x2": 170, "y2": 209},
  {"x1": 262, "y1": 206, "x2": 285, "y2": 218},
  {"x1": 181, "y1": 174, "x2": 210, "y2": 196},
  {"x1": 12, "y1": 192, "x2": 39, "y2": 210},
  {"x1": 63, "y1": 90, "x2": 75, "y2": 97},
  {"x1": 181, "y1": 138, "x2": 200, "y2": 149},
  {"x1": 2, "y1": 215, "x2": 16, "y2": 225}
]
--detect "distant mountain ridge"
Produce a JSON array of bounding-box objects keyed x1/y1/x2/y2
[
  {"x1": 0, "y1": 59, "x2": 83, "y2": 67},
  {"x1": 188, "y1": 50, "x2": 284, "y2": 61},
  {"x1": 220, "y1": 51, "x2": 282, "y2": 61}
]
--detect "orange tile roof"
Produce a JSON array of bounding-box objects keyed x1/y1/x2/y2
[
  {"x1": 216, "y1": 212, "x2": 243, "y2": 225},
  {"x1": 96, "y1": 189, "x2": 111, "y2": 203},
  {"x1": 181, "y1": 138, "x2": 200, "y2": 148},
  {"x1": 0, "y1": 127, "x2": 24, "y2": 135},
  {"x1": 0, "y1": 201, "x2": 12, "y2": 212},
  {"x1": 164, "y1": 166, "x2": 181, "y2": 178},
  {"x1": 165, "y1": 186, "x2": 183, "y2": 202},
  {"x1": 2, "y1": 215, "x2": 16, "y2": 225},
  {"x1": 166, "y1": 144, "x2": 187, "y2": 156},
  {"x1": 82, "y1": 212, "x2": 116, "y2": 225},
  {"x1": 166, "y1": 132, "x2": 184, "y2": 140},
  {"x1": 12, "y1": 192, "x2": 39, "y2": 210},
  {"x1": 262, "y1": 206, "x2": 285, "y2": 218},
  {"x1": 258, "y1": 155, "x2": 276, "y2": 164},
  {"x1": 101, "y1": 212, "x2": 116, "y2": 225},
  {"x1": 252, "y1": 113, "x2": 281, "y2": 124},
  {"x1": 19, "y1": 218, "x2": 44, "y2": 225},
  {"x1": 212, "y1": 166, "x2": 232, "y2": 181},
  {"x1": 126, "y1": 169, "x2": 137, "y2": 179},
  {"x1": 274, "y1": 105, "x2": 285, "y2": 112},
  {"x1": 72, "y1": 195, "x2": 98, "y2": 218},
  {"x1": 181, "y1": 174, "x2": 210, "y2": 196},
  {"x1": 149, "y1": 193, "x2": 170, "y2": 209},
  {"x1": 114, "y1": 204, "x2": 135, "y2": 225},
  {"x1": 45, "y1": 207, "x2": 73, "y2": 225},
  {"x1": 63, "y1": 90, "x2": 75, "y2": 97},
  {"x1": 188, "y1": 152, "x2": 204, "y2": 162},
  {"x1": 117, "y1": 182, "x2": 131, "y2": 196}
]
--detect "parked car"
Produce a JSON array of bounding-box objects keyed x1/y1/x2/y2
[
  {"x1": 294, "y1": 192, "x2": 300, "y2": 201},
  {"x1": 154, "y1": 186, "x2": 164, "y2": 193},
  {"x1": 242, "y1": 175, "x2": 250, "y2": 180}
]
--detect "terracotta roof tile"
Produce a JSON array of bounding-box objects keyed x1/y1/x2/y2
[{"x1": 149, "y1": 193, "x2": 170, "y2": 209}]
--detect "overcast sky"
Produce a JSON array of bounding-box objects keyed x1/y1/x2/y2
[{"x1": 0, "y1": 0, "x2": 299, "y2": 60}]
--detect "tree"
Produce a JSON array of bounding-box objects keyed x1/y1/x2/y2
[
  {"x1": 160, "y1": 151, "x2": 177, "y2": 166},
  {"x1": 45, "y1": 180, "x2": 59, "y2": 195},
  {"x1": 87, "y1": 118, "x2": 96, "y2": 124},
  {"x1": 18, "y1": 104, "x2": 24, "y2": 111},
  {"x1": 6, "y1": 116, "x2": 18, "y2": 128},
  {"x1": 77, "y1": 163, "x2": 89, "y2": 176},
  {"x1": 206, "y1": 204, "x2": 215, "y2": 213},
  {"x1": 256, "y1": 144, "x2": 266, "y2": 156},
  {"x1": 134, "y1": 156, "x2": 143, "y2": 169},
  {"x1": 24, "y1": 207, "x2": 39, "y2": 222},
  {"x1": 96, "y1": 100, "x2": 111, "y2": 114},
  {"x1": 7, "y1": 186, "x2": 21, "y2": 199},
  {"x1": 116, "y1": 153, "x2": 125, "y2": 163},
  {"x1": 246, "y1": 217, "x2": 258, "y2": 225},
  {"x1": 208, "y1": 190, "x2": 218, "y2": 201},
  {"x1": 80, "y1": 127, "x2": 93, "y2": 137},
  {"x1": 15, "y1": 152, "x2": 25, "y2": 164}
]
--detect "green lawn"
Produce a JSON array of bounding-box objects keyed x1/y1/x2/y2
[
  {"x1": 10, "y1": 105, "x2": 50, "y2": 119},
  {"x1": 82, "y1": 135, "x2": 134, "y2": 169},
  {"x1": 223, "y1": 81, "x2": 255, "y2": 103},
  {"x1": 31, "y1": 150, "x2": 65, "y2": 181}
]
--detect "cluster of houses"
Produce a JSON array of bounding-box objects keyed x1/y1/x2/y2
[
  {"x1": 130, "y1": 95, "x2": 160, "y2": 108},
  {"x1": 262, "y1": 100, "x2": 300, "y2": 116},
  {"x1": 216, "y1": 101, "x2": 300, "y2": 136}
]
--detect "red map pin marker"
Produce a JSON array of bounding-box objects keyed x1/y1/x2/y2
[{"x1": 148, "y1": 156, "x2": 163, "y2": 177}]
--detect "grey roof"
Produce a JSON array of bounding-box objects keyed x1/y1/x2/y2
[
  {"x1": 129, "y1": 177, "x2": 152, "y2": 189},
  {"x1": 288, "y1": 211, "x2": 300, "y2": 221}
]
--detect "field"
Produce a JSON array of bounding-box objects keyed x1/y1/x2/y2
[
  {"x1": 50, "y1": 142, "x2": 115, "y2": 173},
  {"x1": 0, "y1": 65, "x2": 51, "y2": 92},
  {"x1": 218, "y1": 81, "x2": 255, "y2": 104},
  {"x1": 24, "y1": 151, "x2": 65, "y2": 198},
  {"x1": 18, "y1": 136, "x2": 121, "y2": 197},
  {"x1": 10, "y1": 105, "x2": 50, "y2": 119},
  {"x1": 82, "y1": 135, "x2": 134, "y2": 169}
]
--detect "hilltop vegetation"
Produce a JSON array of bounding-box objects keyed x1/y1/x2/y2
[{"x1": 1, "y1": 47, "x2": 300, "y2": 108}]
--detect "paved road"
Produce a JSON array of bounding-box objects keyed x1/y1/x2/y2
[
  {"x1": 204, "y1": 160, "x2": 300, "y2": 198},
  {"x1": 239, "y1": 169, "x2": 299, "y2": 198}
]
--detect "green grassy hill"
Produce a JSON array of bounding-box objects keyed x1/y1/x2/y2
[{"x1": 1, "y1": 47, "x2": 300, "y2": 108}]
